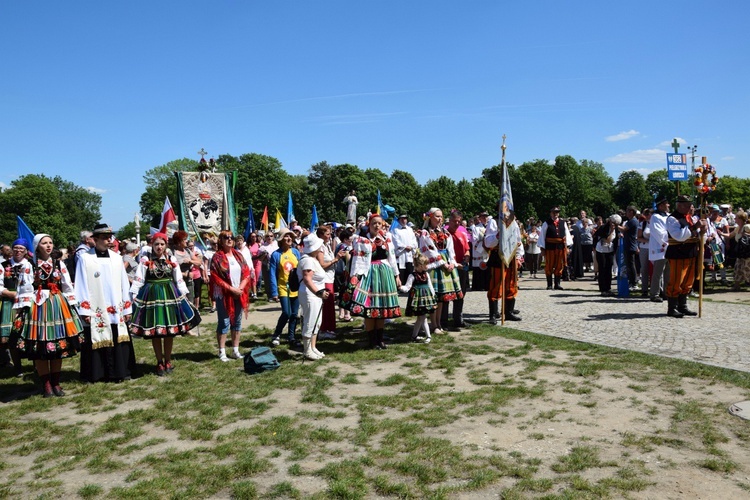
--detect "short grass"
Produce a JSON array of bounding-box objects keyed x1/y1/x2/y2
[{"x1": 1, "y1": 318, "x2": 749, "y2": 498}]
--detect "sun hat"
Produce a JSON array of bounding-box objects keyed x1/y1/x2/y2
[
  {"x1": 302, "y1": 233, "x2": 324, "y2": 254},
  {"x1": 275, "y1": 228, "x2": 292, "y2": 242}
]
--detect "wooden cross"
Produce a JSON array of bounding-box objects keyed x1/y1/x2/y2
[
  {"x1": 671, "y1": 139, "x2": 680, "y2": 153},
  {"x1": 197, "y1": 148, "x2": 208, "y2": 160}
]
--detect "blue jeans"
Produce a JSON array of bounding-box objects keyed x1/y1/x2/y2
[{"x1": 274, "y1": 295, "x2": 299, "y2": 342}]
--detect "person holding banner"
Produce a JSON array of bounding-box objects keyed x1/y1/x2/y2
[
  {"x1": 484, "y1": 210, "x2": 522, "y2": 323},
  {"x1": 665, "y1": 195, "x2": 706, "y2": 318}
]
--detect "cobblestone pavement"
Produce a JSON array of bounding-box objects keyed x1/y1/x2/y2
[{"x1": 458, "y1": 275, "x2": 750, "y2": 373}]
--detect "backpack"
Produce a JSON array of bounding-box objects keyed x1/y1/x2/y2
[
  {"x1": 288, "y1": 266, "x2": 300, "y2": 292},
  {"x1": 243, "y1": 347, "x2": 280, "y2": 374},
  {"x1": 737, "y1": 235, "x2": 750, "y2": 259}
]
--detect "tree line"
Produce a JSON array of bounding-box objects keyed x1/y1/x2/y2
[
  {"x1": 135, "y1": 153, "x2": 750, "y2": 235},
  {"x1": 2, "y1": 155, "x2": 748, "y2": 246}
]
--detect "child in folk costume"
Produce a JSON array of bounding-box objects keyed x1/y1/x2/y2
[{"x1": 399, "y1": 254, "x2": 437, "y2": 343}]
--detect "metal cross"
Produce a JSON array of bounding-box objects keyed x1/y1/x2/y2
[
  {"x1": 671, "y1": 139, "x2": 680, "y2": 153},
  {"x1": 501, "y1": 134, "x2": 507, "y2": 164},
  {"x1": 197, "y1": 148, "x2": 208, "y2": 160}
]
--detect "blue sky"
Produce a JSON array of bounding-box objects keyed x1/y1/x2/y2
[{"x1": 2, "y1": 1, "x2": 748, "y2": 230}]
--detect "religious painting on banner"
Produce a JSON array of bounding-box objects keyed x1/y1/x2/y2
[
  {"x1": 498, "y1": 136, "x2": 518, "y2": 266},
  {"x1": 180, "y1": 171, "x2": 229, "y2": 235}
]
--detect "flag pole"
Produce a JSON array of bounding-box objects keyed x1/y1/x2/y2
[{"x1": 500, "y1": 135, "x2": 508, "y2": 326}]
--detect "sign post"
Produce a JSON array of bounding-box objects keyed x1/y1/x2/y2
[{"x1": 667, "y1": 153, "x2": 688, "y2": 181}]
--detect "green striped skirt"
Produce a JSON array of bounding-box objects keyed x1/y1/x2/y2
[
  {"x1": 339, "y1": 261, "x2": 401, "y2": 319},
  {"x1": 130, "y1": 279, "x2": 201, "y2": 337},
  {"x1": 15, "y1": 293, "x2": 84, "y2": 360},
  {"x1": 0, "y1": 297, "x2": 14, "y2": 343},
  {"x1": 429, "y1": 250, "x2": 464, "y2": 302}
]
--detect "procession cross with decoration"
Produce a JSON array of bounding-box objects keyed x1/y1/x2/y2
[{"x1": 694, "y1": 162, "x2": 719, "y2": 194}]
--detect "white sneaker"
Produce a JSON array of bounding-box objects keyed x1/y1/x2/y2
[
  {"x1": 271, "y1": 338, "x2": 280, "y2": 347},
  {"x1": 230, "y1": 350, "x2": 243, "y2": 359},
  {"x1": 219, "y1": 353, "x2": 230, "y2": 362},
  {"x1": 424, "y1": 337, "x2": 431, "y2": 344},
  {"x1": 313, "y1": 347, "x2": 326, "y2": 358}
]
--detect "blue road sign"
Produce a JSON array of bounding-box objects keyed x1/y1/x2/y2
[{"x1": 667, "y1": 153, "x2": 688, "y2": 181}]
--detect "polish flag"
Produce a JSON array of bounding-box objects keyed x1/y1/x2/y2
[{"x1": 159, "y1": 197, "x2": 177, "y2": 234}]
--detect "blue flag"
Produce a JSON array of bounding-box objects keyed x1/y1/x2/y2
[
  {"x1": 16, "y1": 216, "x2": 35, "y2": 252},
  {"x1": 287, "y1": 191, "x2": 295, "y2": 223},
  {"x1": 310, "y1": 205, "x2": 319, "y2": 231},
  {"x1": 377, "y1": 190, "x2": 395, "y2": 220},
  {"x1": 243, "y1": 205, "x2": 256, "y2": 240}
]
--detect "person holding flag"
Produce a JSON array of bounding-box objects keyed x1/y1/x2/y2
[{"x1": 484, "y1": 142, "x2": 523, "y2": 323}]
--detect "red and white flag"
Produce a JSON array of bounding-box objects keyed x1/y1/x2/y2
[{"x1": 158, "y1": 197, "x2": 177, "y2": 234}]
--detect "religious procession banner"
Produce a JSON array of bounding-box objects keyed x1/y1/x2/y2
[{"x1": 175, "y1": 171, "x2": 237, "y2": 237}]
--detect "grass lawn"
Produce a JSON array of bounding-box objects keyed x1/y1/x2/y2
[{"x1": 1, "y1": 315, "x2": 749, "y2": 499}]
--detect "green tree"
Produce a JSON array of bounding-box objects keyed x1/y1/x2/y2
[
  {"x1": 307, "y1": 162, "x2": 369, "y2": 223},
  {"x1": 713, "y1": 175, "x2": 750, "y2": 211},
  {"x1": 512, "y1": 159, "x2": 565, "y2": 222},
  {"x1": 614, "y1": 170, "x2": 651, "y2": 209},
  {"x1": 579, "y1": 159, "x2": 616, "y2": 218},
  {"x1": 421, "y1": 176, "x2": 459, "y2": 214},
  {"x1": 139, "y1": 158, "x2": 199, "y2": 225},
  {"x1": 384, "y1": 169, "x2": 423, "y2": 220},
  {"x1": 0, "y1": 174, "x2": 100, "y2": 247}
]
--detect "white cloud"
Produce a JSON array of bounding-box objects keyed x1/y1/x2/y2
[
  {"x1": 0, "y1": 182, "x2": 7, "y2": 191},
  {"x1": 605, "y1": 148, "x2": 665, "y2": 164},
  {"x1": 657, "y1": 137, "x2": 688, "y2": 148},
  {"x1": 605, "y1": 129, "x2": 640, "y2": 142},
  {"x1": 721, "y1": 156, "x2": 735, "y2": 161},
  {"x1": 86, "y1": 186, "x2": 107, "y2": 194}
]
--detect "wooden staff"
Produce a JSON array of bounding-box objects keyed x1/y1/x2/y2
[
  {"x1": 698, "y1": 199, "x2": 706, "y2": 318},
  {"x1": 500, "y1": 257, "x2": 505, "y2": 326}
]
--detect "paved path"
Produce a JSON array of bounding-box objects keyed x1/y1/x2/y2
[{"x1": 459, "y1": 276, "x2": 750, "y2": 373}]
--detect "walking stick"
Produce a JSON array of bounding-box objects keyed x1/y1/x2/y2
[
  {"x1": 698, "y1": 201, "x2": 706, "y2": 318},
  {"x1": 500, "y1": 257, "x2": 505, "y2": 326}
]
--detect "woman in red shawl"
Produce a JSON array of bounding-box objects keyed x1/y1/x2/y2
[{"x1": 210, "y1": 230, "x2": 251, "y2": 362}]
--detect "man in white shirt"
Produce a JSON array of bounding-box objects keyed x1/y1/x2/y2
[
  {"x1": 390, "y1": 214, "x2": 417, "y2": 285},
  {"x1": 648, "y1": 198, "x2": 670, "y2": 302}
]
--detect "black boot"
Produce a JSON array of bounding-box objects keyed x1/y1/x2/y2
[
  {"x1": 677, "y1": 294, "x2": 697, "y2": 316},
  {"x1": 453, "y1": 298, "x2": 466, "y2": 328},
  {"x1": 489, "y1": 301, "x2": 498, "y2": 325},
  {"x1": 40, "y1": 374, "x2": 53, "y2": 398},
  {"x1": 376, "y1": 328, "x2": 387, "y2": 349},
  {"x1": 504, "y1": 298, "x2": 521, "y2": 321},
  {"x1": 369, "y1": 330, "x2": 379, "y2": 349},
  {"x1": 554, "y1": 276, "x2": 564, "y2": 290},
  {"x1": 667, "y1": 298, "x2": 684, "y2": 318},
  {"x1": 546, "y1": 275, "x2": 553, "y2": 290}
]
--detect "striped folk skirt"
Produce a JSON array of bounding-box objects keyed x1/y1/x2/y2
[
  {"x1": 339, "y1": 261, "x2": 401, "y2": 319},
  {"x1": 0, "y1": 297, "x2": 15, "y2": 344},
  {"x1": 130, "y1": 279, "x2": 201, "y2": 338},
  {"x1": 405, "y1": 282, "x2": 437, "y2": 316},
  {"x1": 15, "y1": 293, "x2": 84, "y2": 360},
  {"x1": 429, "y1": 250, "x2": 464, "y2": 302}
]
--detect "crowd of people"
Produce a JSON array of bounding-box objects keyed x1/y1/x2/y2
[{"x1": 1, "y1": 197, "x2": 747, "y2": 395}]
